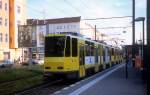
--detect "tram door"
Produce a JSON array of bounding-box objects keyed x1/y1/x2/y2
[{"x1": 79, "y1": 45, "x2": 85, "y2": 78}]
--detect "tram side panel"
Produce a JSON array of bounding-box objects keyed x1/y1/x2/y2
[
  {"x1": 84, "y1": 41, "x2": 96, "y2": 76},
  {"x1": 104, "y1": 46, "x2": 111, "y2": 68}
]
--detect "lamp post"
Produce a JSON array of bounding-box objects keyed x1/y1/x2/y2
[
  {"x1": 135, "y1": 17, "x2": 145, "y2": 61},
  {"x1": 132, "y1": 0, "x2": 135, "y2": 45},
  {"x1": 135, "y1": 17, "x2": 145, "y2": 44}
]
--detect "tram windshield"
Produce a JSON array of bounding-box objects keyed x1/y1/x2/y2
[{"x1": 45, "y1": 36, "x2": 65, "y2": 57}]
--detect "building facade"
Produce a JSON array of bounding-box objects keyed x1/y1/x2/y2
[
  {"x1": 0, "y1": 0, "x2": 26, "y2": 62},
  {"x1": 24, "y1": 17, "x2": 105, "y2": 60},
  {"x1": 27, "y1": 16, "x2": 103, "y2": 41}
]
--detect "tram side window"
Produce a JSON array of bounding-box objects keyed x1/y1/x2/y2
[
  {"x1": 109, "y1": 48, "x2": 111, "y2": 59},
  {"x1": 91, "y1": 43, "x2": 94, "y2": 56},
  {"x1": 112, "y1": 49, "x2": 114, "y2": 56},
  {"x1": 95, "y1": 48, "x2": 99, "y2": 63},
  {"x1": 85, "y1": 41, "x2": 90, "y2": 56},
  {"x1": 103, "y1": 49, "x2": 105, "y2": 61},
  {"x1": 114, "y1": 49, "x2": 116, "y2": 57},
  {"x1": 99, "y1": 46, "x2": 102, "y2": 56},
  {"x1": 65, "y1": 37, "x2": 70, "y2": 57},
  {"x1": 72, "y1": 38, "x2": 77, "y2": 57},
  {"x1": 85, "y1": 45, "x2": 90, "y2": 56},
  {"x1": 108, "y1": 48, "x2": 110, "y2": 56}
]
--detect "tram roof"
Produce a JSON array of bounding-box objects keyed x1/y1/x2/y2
[{"x1": 46, "y1": 34, "x2": 119, "y2": 49}]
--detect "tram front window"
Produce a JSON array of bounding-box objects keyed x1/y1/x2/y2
[{"x1": 45, "y1": 36, "x2": 65, "y2": 57}]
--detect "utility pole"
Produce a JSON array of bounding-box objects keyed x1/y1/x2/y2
[
  {"x1": 132, "y1": 0, "x2": 135, "y2": 66},
  {"x1": 132, "y1": 0, "x2": 135, "y2": 45},
  {"x1": 43, "y1": 8, "x2": 46, "y2": 24},
  {"x1": 95, "y1": 25, "x2": 96, "y2": 41}
]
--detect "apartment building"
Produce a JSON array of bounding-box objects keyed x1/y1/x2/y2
[
  {"x1": 0, "y1": 0, "x2": 9, "y2": 61},
  {"x1": 0, "y1": 0, "x2": 26, "y2": 62}
]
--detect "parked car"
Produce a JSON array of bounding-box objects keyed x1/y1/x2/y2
[
  {"x1": 0, "y1": 60, "x2": 13, "y2": 68},
  {"x1": 27, "y1": 58, "x2": 44, "y2": 65},
  {"x1": 33, "y1": 59, "x2": 44, "y2": 65},
  {"x1": 20, "y1": 58, "x2": 44, "y2": 66}
]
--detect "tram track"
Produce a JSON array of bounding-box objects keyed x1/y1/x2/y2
[
  {"x1": 15, "y1": 78, "x2": 79, "y2": 95},
  {"x1": 15, "y1": 79, "x2": 63, "y2": 95}
]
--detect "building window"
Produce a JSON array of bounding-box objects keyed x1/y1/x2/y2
[
  {"x1": 17, "y1": 6, "x2": 21, "y2": 13},
  {"x1": 0, "y1": 33, "x2": 3, "y2": 42},
  {"x1": 0, "y1": 0, "x2": 2, "y2": 9},
  {"x1": 0, "y1": 17, "x2": 2, "y2": 25},
  {"x1": 67, "y1": 25, "x2": 70, "y2": 29},
  {"x1": 5, "y1": 34, "x2": 8, "y2": 42},
  {"x1": 5, "y1": 19, "x2": 7, "y2": 26},
  {"x1": 59, "y1": 26, "x2": 62, "y2": 29},
  {"x1": 56, "y1": 26, "x2": 59, "y2": 29},
  {"x1": 5, "y1": 3, "x2": 7, "y2": 11}
]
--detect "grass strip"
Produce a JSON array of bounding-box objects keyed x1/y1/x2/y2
[
  {"x1": 0, "y1": 66, "x2": 43, "y2": 83},
  {"x1": 0, "y1": 75, "x2": 44, "y2": 95}
]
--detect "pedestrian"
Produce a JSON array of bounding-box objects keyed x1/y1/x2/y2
[
  {"x1": 125, "y1": 54, "x2": 129, "y2": 65},
  {"x1": 125, "y1": 54, "x2": 129, "y2": 79},
  {"x1": 135, "y1": 54, "x2": 142, "y2": 70},
  {"x1": 125, "y1": 54, "x2": 133, "y2": 67}
]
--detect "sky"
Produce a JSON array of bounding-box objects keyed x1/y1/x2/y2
[{"x1": 27, "y1": 0, "x2": 146, "y2": 45}]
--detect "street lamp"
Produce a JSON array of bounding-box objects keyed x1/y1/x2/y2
[
  {"x1": 135, "y1": 17, "x2": 145, "y2": 44},
  {"x1": 135, "y1": 17, "x2": 145, "y2": 61}
]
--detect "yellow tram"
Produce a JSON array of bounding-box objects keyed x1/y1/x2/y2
[{"x1": 44, "y1": 34, "x2": 122, "y2": 79}]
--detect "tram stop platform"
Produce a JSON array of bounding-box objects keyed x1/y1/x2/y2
[{"x1": 53, "y1": 63, "x2": 147, "y2": 95}]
